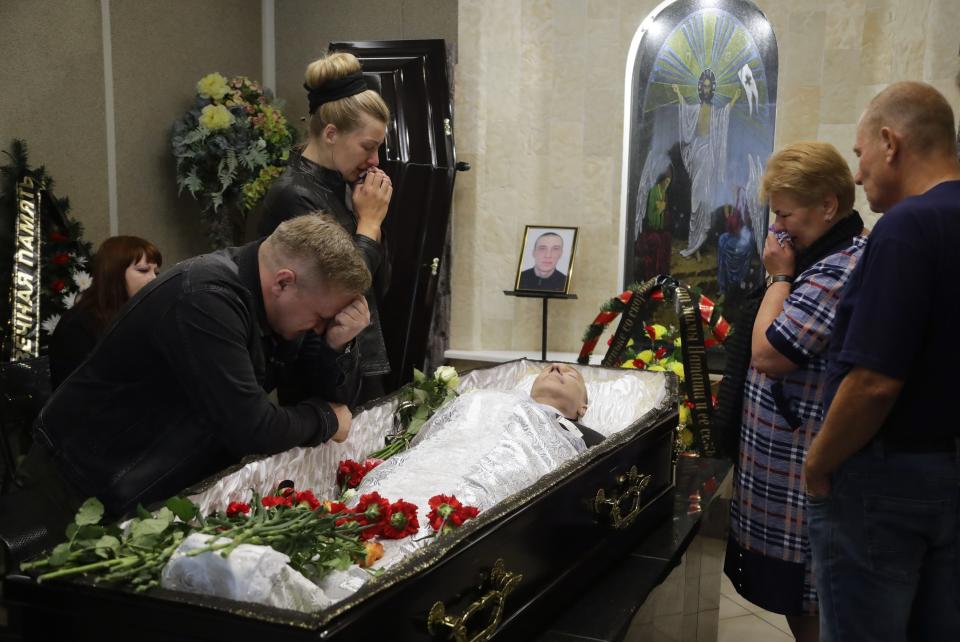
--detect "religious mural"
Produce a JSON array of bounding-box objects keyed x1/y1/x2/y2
[{"x1": 622, "y1": 0, "x2": 777, "y2": 363}]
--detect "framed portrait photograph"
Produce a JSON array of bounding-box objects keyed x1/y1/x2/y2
[{"x1": 514, "y1": 225, "x2": 578, "y2": 294}]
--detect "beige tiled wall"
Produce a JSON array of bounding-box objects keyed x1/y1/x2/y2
[{"x1": 450, "y1": 0, "x2": 960, "y2": 354}]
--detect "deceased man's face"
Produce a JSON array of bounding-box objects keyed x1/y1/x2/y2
[
  {"x1": 532, "y1": 234, "x2": 563, "y2": 276},
  {"x1": 531, "y1": 363, "x2": 588, "y2": 421}
]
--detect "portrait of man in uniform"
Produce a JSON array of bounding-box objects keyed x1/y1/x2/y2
[{"x1": 514, "y1": 226, "x2": 577, "y2": 294}]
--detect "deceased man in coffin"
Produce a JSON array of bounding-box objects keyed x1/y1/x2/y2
[
  {"x1": 10, "y1": 360, "x2": 675, "y2": 638},
  {"x1": 162, "y1": 361, "x2": 673, "y2": 613}
]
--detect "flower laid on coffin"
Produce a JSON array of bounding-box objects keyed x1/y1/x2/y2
[{"x1": 9, "y1": 361, "x2": 678, "y2": 639}]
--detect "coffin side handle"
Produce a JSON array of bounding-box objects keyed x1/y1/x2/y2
[
  {"x1": 426, "y1": 558, "x2": 523, "y2": 642},
  {"x1": 594, "y1": 466, "x2": 653, "y2": 530}
]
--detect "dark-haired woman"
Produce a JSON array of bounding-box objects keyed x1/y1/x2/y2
[
  {"x1": 49, "y1": 235, "x2": 161, "y2": 389},
  {"x1": 258, "y1": 51, "x2": 393, "y2": 401}
]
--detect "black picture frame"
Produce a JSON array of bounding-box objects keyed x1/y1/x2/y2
[{"x1": 513, "y1": 225, "x2": 578, "y2": 294}]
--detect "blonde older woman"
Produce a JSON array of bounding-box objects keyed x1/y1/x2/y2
[{"x1": 724, "y1": 142, "x2": 867, "y2": 642}]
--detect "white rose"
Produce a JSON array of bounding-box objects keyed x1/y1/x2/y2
[{"x1": 434, "y1": 365, "x2": 460, "y2": 390}]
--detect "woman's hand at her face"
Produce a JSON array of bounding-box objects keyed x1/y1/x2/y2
[
  {"x1": 762, "y1": 231, "x2": 795, "y2": 277},
  {"x1": 353, "y1": 168, "x2": 393, "y2": 241}
]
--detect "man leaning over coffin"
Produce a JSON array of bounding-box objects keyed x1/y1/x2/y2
[{"x1": 16, "y1": 214, "x2": 372, "y2": 542}]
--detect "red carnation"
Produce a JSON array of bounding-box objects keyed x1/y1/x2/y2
[
  {"x1": 337, "y1": 459, "x2": 368, "y2": 489},
  {"x1": 655, "y1": 347, "x2": 668, "y2": 360},
  {"x1": 380, "y1": 499, "x2": 419, "y2": 539},
  {"x1": 294, "y1": 490, "x2": 321, "y2": 511},
  {"x1": 261, "y1": 494, "x2": 293, "y2": 509},
  {"x1": 49, "y1": 231, "x2": 69, "y2": 242},
  {"x1": 617, "y1": 291, "x2": 633, "y2": 305},
  {"x1": 651, "y1": 289, "x2": 665, "y2": 301},
  {"x1": 645, "y1": 325, "x2": 657, "y2": 340},
  {"x1": 52, "y1": 252, "x2": 70, "y2": 266},
  {"x1": 632, "y1": 359, "x2": 646, "y2": 369},
  {"x1": 362, "y1": 458, "x2": 383, "y2": 473},
  {"x1": 704, "y1": 338, "x2": 718, "y2": 349},
  {"x1": 50, "y1": 279, "x2": 66, "y2": 293},
  {"x1": 354, "y1": 492, "x2": 390, "y2": 540},
  {"x1": 427, "y1": 494, "x2": 478, "y2": 534},
  {"x1": 226, "y1": 501, "x2": 250, "y2": 518},
  {"x1": 322, "y1": 500, "x2": 354, "y2": 526}
]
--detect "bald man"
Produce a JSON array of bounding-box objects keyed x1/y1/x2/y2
[{"x1": 804, "y1": 82, "x2": 960, "y2": 642}]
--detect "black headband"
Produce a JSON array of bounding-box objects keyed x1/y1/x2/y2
[{"x1": 304, "y1": 71, "x2": 368, "y2": 114}]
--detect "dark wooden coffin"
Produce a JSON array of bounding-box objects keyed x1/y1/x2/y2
[{"x1": 4, "y1": 361, "x2": 678, "y2": 641}]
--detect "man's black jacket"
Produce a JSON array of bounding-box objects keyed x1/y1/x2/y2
[{"x1": 35, "y1": 240, "x2": 360, "y2": 517}]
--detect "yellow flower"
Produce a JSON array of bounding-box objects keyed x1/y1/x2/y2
[
  {"x1": 620, "y1": 360, "x2": 637, "y2": 369},
  {"x1": 627, "y1": 338, "x2": 634, "y2": 347},
  {"x1": 678, "y1": 403, "x2": 691, "y2": 425},
  {"x1": 680, "y1": 427, "x2": 694, "y2": 448},
  {"x1": 669, "y1": 361, "x2": 685, "y2": 382},
  {"x1": 647, "y1": 364, "x2": 666, "y2": 372},
  {"x1": 197, "y1": 72, "x2": 230, "y2": 101},
  {"x1": 637, "y1": 349, "x2": 655, "y2": 364},
  {"x1": 673, "y1": 337, "x2": 682, "y2": 348},
  {"x1": 199, "y1": 104, "x2": 235, "y2": 131},
  {"x1": 651, "y1": 324, "x2": 668, "y2": 340}
]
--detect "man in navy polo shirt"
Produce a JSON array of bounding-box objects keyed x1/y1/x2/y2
[{"x1": 804, "y1": 82, "x2": 960, "y2": 641}]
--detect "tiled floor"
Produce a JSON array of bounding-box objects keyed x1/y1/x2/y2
[{"x1": 719, "y1": 572, "x2": 794, "y2": 641}]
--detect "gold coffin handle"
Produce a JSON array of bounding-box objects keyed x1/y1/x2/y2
[
  {"x1": 426, "y1": 559, "x2": 523, "y2": 642},
  {"x1": 594, "y1": 465, "x2": 653, "y2": 530}
]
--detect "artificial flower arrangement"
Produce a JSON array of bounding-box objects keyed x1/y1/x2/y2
[
  {"x1": 579, "y1": 283, "x2": 728, "y2": 455},
  {"x1": 171, "y1": 73, "x2": 296, "y2": 248},
  {"x1": 0, "y1": 139, "x2": 94, "y2": 340}
]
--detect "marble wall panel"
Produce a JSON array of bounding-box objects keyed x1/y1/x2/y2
[
  {"x1": 824, "y1": 0, "x2": 866, "y2": 50},
  {"x1": 820, "y1": 49, "x2": 863, "y2": 124},
  {"x1": 925, "y1": 0, "x2": 960, "y2": 80},
  {"x1": 784, "y1": 11, "x2": 826, "y2": 87}
]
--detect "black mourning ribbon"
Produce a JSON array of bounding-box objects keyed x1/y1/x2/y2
[{"x1": 304, "y1": 72, "x2": 368, "y2": 114}]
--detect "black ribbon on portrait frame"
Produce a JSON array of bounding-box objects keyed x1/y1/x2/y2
[{"x1": 304, "y1": 72, "x2": 369, "y2": 114}]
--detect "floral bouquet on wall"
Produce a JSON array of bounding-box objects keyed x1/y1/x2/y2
[{"x1": 171, "y1": 73, "x2": 296, "y2": 248}]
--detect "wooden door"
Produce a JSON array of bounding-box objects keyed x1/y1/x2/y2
[{"x1": 330, "y1": 39, "x2": 459, "y2": 391}]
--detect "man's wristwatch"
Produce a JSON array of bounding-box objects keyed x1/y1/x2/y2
[{"x1": 765, "y1": 274, "x2": 793, "y2": 288}]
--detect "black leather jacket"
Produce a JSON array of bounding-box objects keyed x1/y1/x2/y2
[
  {"x1": 35, "y1": 241, "x2": 361, "y2": 517},
  {"x1": 258, "y1": 154, "x2": 391, "y2": 376}
]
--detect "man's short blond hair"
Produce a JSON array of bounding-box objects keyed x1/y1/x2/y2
[
  {"x1": 267, "y1": 214, "x2": 371, "y2": 293},
  {"x1": 862, "y1": 81, "x2": 957, "y2": 157},
  {"x1": 760, "y1": 141, "x2": 856, "y2": 216}
]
